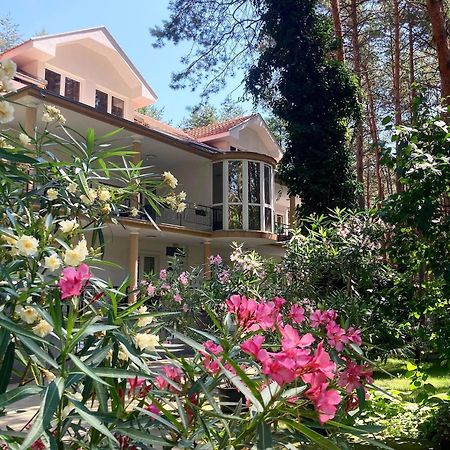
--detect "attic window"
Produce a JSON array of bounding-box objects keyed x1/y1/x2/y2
[
  {"x1": 45, "y1": 69, "x2": 61, "y2": 95},
  {"x1": 65, "y1": 77, "x2": 80, "y2": 102},
  {"x1": 230, "y1": 146, "x2": 238, "y2": 152},
  {"x1": 112, "y1": 96, "x2": 124, "y2": 118},
  {"x1": 95, "y1": 90, "x2": 108, "y2": 113}
]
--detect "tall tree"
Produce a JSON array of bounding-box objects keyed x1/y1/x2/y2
[
  {"x1": 330, "y1": 0, "x2": 346, "y2": 62},
  {"x1": 246, "y1": 0, "x2": 361, "y2": 214},
  {"x1": 0, "y1": 14, "x2": 21, "y2": 52}
]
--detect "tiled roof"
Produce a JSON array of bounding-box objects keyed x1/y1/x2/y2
[
  {"x1": 186, "y1": 115, "x2": 253, "y2": 139},
  {"x1": 134, "y1": 113, "x2": 194, "y2": 141}
]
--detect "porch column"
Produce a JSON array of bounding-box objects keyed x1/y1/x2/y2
[
  {"x1": 289, "y1": 196, "x2": 296, "y2": 228},
  {"x1": 203, "y1": 240, "x2": 212, "y2": 279},
  {"x1": 128, "y1": 231, "x2": 139, "y2": 303},
  {"x1": 131, "y1": 137, "x2": 142, "y2": 210},
  {"x1": 24, "y1": 106, "x2": 37, "y2": 137}
]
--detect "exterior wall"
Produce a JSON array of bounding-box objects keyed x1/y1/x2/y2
[
  {"x1": 274, "y1": 183, "x2": 291, "y2": 226},
  {"x1": 173, "y1": 161, "x2": 212, "y2": 206}
]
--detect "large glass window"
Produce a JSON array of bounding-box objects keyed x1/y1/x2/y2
[
  {"x1": 112, "y1": 96, "x2": 124, "y2": 117},
  {"x1": 212, "y1": 160, "x2": 273, "y2": 232},
  {"x1": 45, "y1": 69, "x2": 61, "y2": 94},
  {"x1": 65, "y1": 77, "x2": 80, "y2": 101},
  {"x1": 95, "y1": 90, "x2": 108, "y2": 113}
]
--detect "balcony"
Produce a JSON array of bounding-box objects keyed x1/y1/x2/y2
[{"x1": 275, "y1": 223, "x2": 292, "y2": 242}]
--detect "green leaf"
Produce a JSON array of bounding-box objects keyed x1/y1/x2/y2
[
  {"x1": 114, "y1": 426, "x2": 171, "y2": 447},
  {"x1": 93, "y1": 367, "x2": 152, "y2": 380},
  {"x1": 70, "y1": 398, "x2": 118, "y2": 443},
  {"x1": 0, "y1": 341, "x2": 15, "y2": 394},
  {"x1": 0, "y1": 385, "x2": 43, "y2": 409},
  {"x1": 406, "y1": 362, "x2": 417, "y2": 371},
  {"x1": 68, "y1": 353, "x2": 110, "y2": 386},
  {"x1": 0, "y1": 148, "x2": 37, "y2": 164},
  {"x1": 0, "y1": 314, "x2": 49, "y2": 344},
  {"x1": 42, "y1": 378, "x2": 64, "y2": 428},
  {"x1": 257, "y1": 421, "x2": 273, "y2": 450},
  {"x1": 282, "y1": 419, "x2": 340, "y2": 450},
  {"x1": 20, "y1": 336, "x2": 59, "y2": 369}
]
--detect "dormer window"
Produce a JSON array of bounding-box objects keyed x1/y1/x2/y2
[
  {"x1": 95, "y1": 90, "x2": 108, "y2": 113},
  {"x1": 112, "y1": 96, "x2": 124, "y2": 117},
  {"x1": 45, "y1": 68, "x2": 80, "y2": 102},
  {"x1": 95, "y1": 89, "x2": 125, "y2": 118},
  {"x1": 64, "y1": 77, "x2": 80, "y2": 102}
]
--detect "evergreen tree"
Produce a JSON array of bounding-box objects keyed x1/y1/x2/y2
[{"x1": 247, "y1": 0, "x2": 361, "y2": 214}]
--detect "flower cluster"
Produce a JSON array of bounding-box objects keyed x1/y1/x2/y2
[
  {"x1": 0, "y1": 59, "x2": 16, "y2": 124},
  {"x1": 42, "y1": 104, "x2": 66, "y2": 124},
  {"x1": 225, "y1": 295, "x2": 372, "y2": 425},
  {"x1": 165, "y1": 191, "x2": 187, "y2": 213}
]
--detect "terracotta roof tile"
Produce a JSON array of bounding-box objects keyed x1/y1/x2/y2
[
  {"x1": 186, "y1": 115, "x2": 253, "y2": 139},
  {"x1": 134, "y1": 113, "x2": 195, "y2": 141}
]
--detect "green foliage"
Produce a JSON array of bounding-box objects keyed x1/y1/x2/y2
[
  {"x1": 247, "y1": 0, "x2": 361, "y2": 214},
  {"x1": 418, "y1": 402, "x2": 450, "y2": 448},
  {"x1": 0, "y1": 13, "x2": 21, "y2": 52},
  {"x1": 379, "y1": 103, "x2": 450, "y2": 358},
  {"x1": 137, "y1": 104, "x2": 166, "y2": 121}
]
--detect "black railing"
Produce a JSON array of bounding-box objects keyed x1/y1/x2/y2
[{"x1": 275, "y1": 223, "x2": 292, "y2": 242}]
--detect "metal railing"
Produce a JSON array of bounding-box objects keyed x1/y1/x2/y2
[{"x1": 275, "y1": 223, "x2": 292, "y2": 242}]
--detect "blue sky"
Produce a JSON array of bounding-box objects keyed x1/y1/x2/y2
[{"x1": 5, "y1": 0, "x2": 251, "y2": 125}]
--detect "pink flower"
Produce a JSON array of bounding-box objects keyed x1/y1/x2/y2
[
  {"x1": 145, "y1": 403, "x2": 160, "y2": 419},
  {"x1": 326, "y1": 321, "x2": 349, "y2": 352},
  {"x1": 310, "y1": 309, "x2": 337, "y2": 328},
  {"x1": 161, "y1": 283, "x2": 170, "y2": 291},
  {"x1": 182, "y1": 303, "x2": 189, "y2": 313},
  {"x1": 128, "y1": 376, "x2": 145, "y2": 396},
  {"x1": 226, "y1": 295, "x2": 259, "y2": 331},
  {"x1": 159, "y1": 269, "x2": 167, "y2": 280},
  {"x1": 58, "y1": 263, "x2": 91, "y2": 299},
  {"x1": 262, "y1": 354, "x2": 297, "y2": 386},
  {"x1": 240, "y1": 335, "x2": 265, "y2": 359},
  {"x1": 201, "y1": 340, "x2": 224, "y2": 375},
  {"x1": 147, "y1": 283, "x2": 156, "y2": 296},
  {"x1": 338, "y1": 360, "x2": 373, "y2": 393},
  {"x1": 155, "y1": 365, "x2": 184, "y2": 392},
  {"x1": 273, "y1": 296, "x2": 286, "y2": 309},
  {"x1": 306, "y1": 382, "x2": 341, "y2": 424},
  {"x1": 346, "y1": 326, "x2": 362, "y2": 346},
  {"x1": 253, "y1": 301, "x2": 279, "y2": 331},
  {"x1": 203, "y1": 340, "x2": 223, "y2": 355},
  {"x1": 302, "y1": 342, "x2": 336, "y2": 385},
  {"x1": 173, "y1": 292, "x2": 183, "y2": 303},
  {"x1": 218, "y1": 270, "x2": 230, "y2": 284},
  {"x1": 289, "y1": 304, "x2": 305, "y2": 324},
  {"x1": 31, "y1": 440, "x2": 45, "y2": 450},
  {"x1": 209, "y1": 254, "x2": 222, "y2": 265},
  {"x1": 178, "y1": 272, "x2": 189, "y2": 286},
  {"x1": 280, "y1": 325, "x2": 315, "y2": 350}
]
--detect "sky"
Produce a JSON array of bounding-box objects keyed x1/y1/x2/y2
[{"x1": 4, "y1": 0, "x2": 250, "y2": 125}]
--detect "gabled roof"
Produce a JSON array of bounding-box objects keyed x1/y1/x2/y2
[
  {"x1": 186, "y1": 115, "x2": 254, "y2": 139},
  {"x1": 0, "y1": 26, "x2": 157, "y2": 104}
]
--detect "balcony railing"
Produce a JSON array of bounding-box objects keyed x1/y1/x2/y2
[{"x1": 275, "y1": 223, "x2": 292, "y2": 242}]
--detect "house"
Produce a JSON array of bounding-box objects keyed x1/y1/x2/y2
[{"x1": 0, "y1": 26, "x2": 297, "y2": 290}]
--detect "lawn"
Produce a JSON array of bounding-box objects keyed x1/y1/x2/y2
[{"x1": 372, "y1": 358, "x2": 450, "y2": 393}]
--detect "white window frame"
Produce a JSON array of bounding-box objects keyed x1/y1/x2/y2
[
  {"x1": 138, "y1": 253, "x2": 160, "y2": 281},
  {"x1": 45, "y1": 65, "x2": 83, "y2": 101},
  {"x1": 95, "y1": 84, "x2": 127, "y2": 117}
]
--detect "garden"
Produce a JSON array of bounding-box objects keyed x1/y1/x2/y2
[{"x1": 0, "y1": 54, "x2": 450, "y2": 449}]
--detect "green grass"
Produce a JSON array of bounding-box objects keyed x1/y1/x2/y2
[{"x1": 373, "y1": 358, "x2": 450, "y2": 393}]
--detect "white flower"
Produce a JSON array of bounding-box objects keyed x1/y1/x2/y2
[
  {"x1": 59, "y1": 219, "x2": 79, "y2": 234},
  {"x1": 118, "y1": 349, "x2": 129, "y2": 362},
  {"x1": 1, "y1": 78, "x2": 15, "y2": 93},
  {"x1": 80, "y1": 188, "x2": 97, "y2": 205},
  {"x1": 32, "y1": 320, "x2": 53, "y2": 338},
  {"x1": 163, "y1": 171, "x2": 178, "y2": 189},
  {"x1": 46, "y1": 188, "x2": 58, "y2": 201},
  {"x1": 20, "y1": 306, "x2": 40, "y2": 324},
  {"x1": 130, "y1": 207, "x2": 139, "y2": 217},
  {"x1": 178, "y1": 191, "x2": 187, "y2": 201},
  {"x1": 0, "y1": 59, "x2": 17, "y2": 80},
  {"x1": 44, "y1": 254, "x2": 62, "y2": 272},
  {"x1": 42, "y1": 105, "x2": 66, "y2": 124},
  {"x1": 0, "y1": 100, "x2": 14, "y2": 124},
  {"x1": 64, "y1": 238, "x2": 88, "y2": 266},
  {"x1": 101, "y1": 204, "x2": 112, "y2": 214},
  {"x1": 67, "y1": 183, "x2": 78, "y2": 194},
  {"x1": 19, "y1": 133, "x2": 31, "y2": 146},
  {"x1": 15, "y1": 235, "x2": 39, "y2": 257},
  {"x1": 176, "y1": 202, "x2": 187, "y2": 213},
  {"x1": 42, "y1": 369, "x2": 56, "y2": 383},
  {"x1": 136, "y1": 306, "x2": 154, "y2": 327},
  {"x1": 134, "y1": 333, "x2": 159, "y2": 352},
  {"x1": 98, "y1": 189, "x2": 111, "y2": 202}
]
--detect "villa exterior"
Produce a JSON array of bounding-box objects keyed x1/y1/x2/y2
[{"x1": 0, "y1": 27, "x2": 297, "y2": 287}]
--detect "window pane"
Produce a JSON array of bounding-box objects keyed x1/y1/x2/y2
[
  {"x1": 45, "y1": 69, "x2": 61, "y2": 94},
  {"x1": 143, "y1": 256, "x2": 155, "y2": 274},
  {"x1": 212, "y1": 162, "x2": 223, "y2": 204},
  {"x1": 95, "y1": 90, "x2": 108, "y2": 112},
  {"x1": 248, "y1": 205, "x2": 261, "y2": 230},
  {"x1": 264, "y1": 165, "x2": 271, "y2": 205},
  {"x1": 65, "y1": 77, "x2": 80, "y2": 101},
  {"x1": 228, "y1": 161, "x2": 242, "y2": 203},
  {"x1": 265, "y1": 207, "x2": 272, "y2": 232},
  {"x1": 213, "y1": 205, "x2": 223, "y2": 230},
  {"x1": 248, "y1": 161, "x2": 260, "y2": 204},
  {"x1": 229, "y1": 205, "x2": 243, "y2": 229},
  {"x1": 112, "y1": 96, "x2": 124, "y2": 117}
]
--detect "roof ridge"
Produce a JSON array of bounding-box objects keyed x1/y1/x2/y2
[{"x1": 186, "y1": 114, "x2": 255, "y2": 139}]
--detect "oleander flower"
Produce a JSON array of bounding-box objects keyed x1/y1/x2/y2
[
  {"x1": 130, "y1": 207, "x2": 139, "y2": 217},
  {"x1": 44, "y1": 253, "x2": 62, "y2": 272},
  {"x1": 136, "y1": 305, "x2": 154, "y2": 327},
  {"x1": 135, "y1": 333, "x2": 159, "y2": 352},
  {"x1": 32, "y1": 320, "x2": 53, "y2": 338},
  {"x1": 67, "y1": 183, "x2": 78, "y2": 194},
  {"x1": 101, "y1": 204, "x2": 112, "y2": 214},
  {"x1": 42, "y1": 369, "x2": 56, "y2": 383},
  {"x1": 15, "y1": 235, "x2": 39, "y2": 257},
  {"x1": 19, "y1": 133, "x2": 31, "y2": 146},
  {"x1": 163, "y1": 171, "x2": 178, "y2": 189},
  {"x1": 0, "y1": 59, "x2": 17, "y2": 80},
  {"x1": 178, "y1": 191, "x2": 187, "y2": 200},
  {"x1": 58, "y1": 263, "x2": 91, "y2": 299},
  {"x1": 63, "y1": 239, "x2": 88, "y2": 266},
  {"x1": 0, "y1": 100, "x2": 14, "y2": 124},
  {"x1": 80, "y1": 188, "x2": 97, "y2": 205},
  {"x1": 46, "y1": 188, "x2": 58, "y2": 201},
  {"x1": 19, "y1": 306, "x2": 40, "y2": 324},
  {"x1": 98, "y1": 189, "x2": 111, "y2": 201},
  {"x1": 176, "y1": 202, "x2": 187, "y2": 213},
  {"x1": 59, "y1": 219, "x2": 79, "y2": 234},
  {"x1": 42, "y1": 104, "x2": 66, "y2": 124},
  {"x1": 147, "y1": 283, "x2": 156, "y2": 296}
]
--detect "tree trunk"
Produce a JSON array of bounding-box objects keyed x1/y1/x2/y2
[
  {"x1": 364, "y1": 67, "x2": 385, "y2": 201},
  {"x1": 392, "y1": 0, "x2": 403, "y2": 193},
  {"x1": 426, "y1": 0, "x2": 450, "y2": 104},
  {"x1": 408, "y1": 16, "x2": 417, "y2": 122},
  {"x1": 330, "y1": 0, "x2": 345, "y2": 62},
  {"x1": 350, "y1": 0, "x2": 365, "y2": 208}
]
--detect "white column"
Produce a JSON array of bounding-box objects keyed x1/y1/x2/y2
[
  {"x1": 223, "y1": 161, "x2": 229, "y2": 230},
  {"x1": 128, "y1": 231, "x2": 139, "y2": 303},
  {"x1": 242, "y1": 160, "x2": 249, "y2": 230}
]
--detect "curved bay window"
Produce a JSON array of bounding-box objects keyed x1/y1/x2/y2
[{"x1": 212, "y1": 160, "x2": 274, "y2": 232}]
